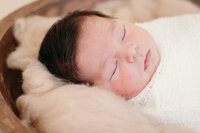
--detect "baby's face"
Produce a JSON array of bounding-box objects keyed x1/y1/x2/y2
[{"x1": 75, "y1": 16, "x2": 160, "y2": 99}]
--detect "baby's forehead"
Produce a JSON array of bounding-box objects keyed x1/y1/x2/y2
[
  {"x1": 80, "y1": 17, "x2": 120, "y2": 40},
  {"x1": 75, "y1": 16, "x2": 115, "y2": 75},
  {"x1": 81, "y1": 16, "x2": 113, "y2": 30}
]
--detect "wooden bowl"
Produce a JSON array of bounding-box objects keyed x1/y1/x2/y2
[{"x1": 0, "y1": 0, "x2": 103, "y2": 132}]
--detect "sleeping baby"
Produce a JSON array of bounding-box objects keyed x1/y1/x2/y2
[
  {"x1": 6, "y1": 11, "x2": 200, "y2": 132},
  {"x1": 38, "y1": 11, "x2": 200, "y2": 131}
]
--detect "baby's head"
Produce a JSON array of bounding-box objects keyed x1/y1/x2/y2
[{"x1": 39, "y1": 11, "x2": 160, "y2": 99}]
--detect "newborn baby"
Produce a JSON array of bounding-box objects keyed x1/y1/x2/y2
[
  {"x1": 7, "y1": 13, "x2": 198, "y2": 133},
  {"x1": 39, "y1": 11, "x2": 160, "y2": 99},
  {"x1": 39, "y1": 11, "x2": 200, "y2": 131}
]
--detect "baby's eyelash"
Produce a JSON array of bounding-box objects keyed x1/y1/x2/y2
[
  {"x1": 122, "y1": 24, "x2": 126, "y2": 41},
  {"x1": 110, "y1": 59, "x2": 118, "y2": 80}
]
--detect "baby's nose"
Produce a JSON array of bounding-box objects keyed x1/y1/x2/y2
[{"x1": 125, "y1": 44, "x2": 139, "y2": 63}]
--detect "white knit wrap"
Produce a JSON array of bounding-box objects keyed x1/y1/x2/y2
[{"x1": 129, "y1": 13, "x2": 200, "y2": 132}]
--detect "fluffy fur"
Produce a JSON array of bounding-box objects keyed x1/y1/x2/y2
[
  {"x1": 6, "y1": 1, "x2": 200, "y2": 132},
  {"x1": 7, "y1": 16, "x2": 59, "y2": 71},
  {"x1": 17, "y1": 60, "x2": 194, "y2": 133}
]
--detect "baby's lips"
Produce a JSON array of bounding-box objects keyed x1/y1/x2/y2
[{"x1": 144, "y1": 49, "x2": 151, "y2": 70}]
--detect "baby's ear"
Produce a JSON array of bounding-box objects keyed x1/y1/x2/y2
[{"x1": 13, "y1": 17, "x2": 26, "y2": 41}]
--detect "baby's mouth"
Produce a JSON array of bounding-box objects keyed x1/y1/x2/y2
[{"x1": 144, "y1": 49, "x2": 151, "y2": 71}]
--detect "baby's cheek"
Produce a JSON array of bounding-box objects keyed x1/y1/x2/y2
[
  {"x1": 109, "y1": 78, "x2": 125, "y2": 96},
  {"x1": 110, "y1": 75, "x2": 132, "y2": 97},
  {"x1": 109, "y1": 67, "x2": 145, "y2": 98},
  {"x1": 119, "y1": 72, "x2": 145, "y2": 98}
]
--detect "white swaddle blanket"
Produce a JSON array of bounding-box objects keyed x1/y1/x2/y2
[{"x1": 129, "y1": 13, "x2": 200, "y2": 131}]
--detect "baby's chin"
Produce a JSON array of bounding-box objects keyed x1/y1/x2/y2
[{"x1": 119, "y1": 88, "x2": 145, "y2": 100}]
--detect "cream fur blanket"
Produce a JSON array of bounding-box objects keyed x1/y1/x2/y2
[{"x1": 6, "y1": 14, "x2": 200, "y2": 133}]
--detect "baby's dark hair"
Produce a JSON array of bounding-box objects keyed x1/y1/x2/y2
[{"x1": 39, "y1": 10, "x2": 111, "y2": 84}]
